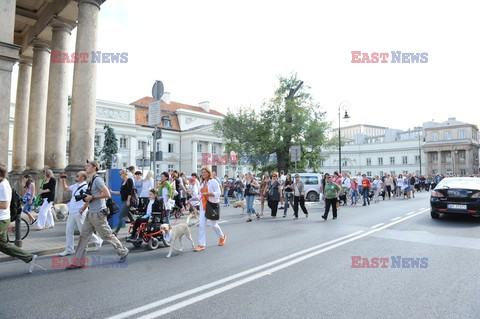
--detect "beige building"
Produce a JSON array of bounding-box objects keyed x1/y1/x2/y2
[{"x1": 423, "y1": 118, "x2": 479, "y2": 176}]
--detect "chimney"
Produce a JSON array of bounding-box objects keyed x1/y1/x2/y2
[
  {"x1": 161, "y1": 92, "x2": 170, "y2": 104},
  {"x1": 448, "y1": 117, "x2": 456, "y2": 121},
  {"x1": 199, "y1": 101, "x2": 210, "y2": 112}
]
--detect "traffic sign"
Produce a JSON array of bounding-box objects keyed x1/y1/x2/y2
[
  {"x1": 152, "y1": 80, "x2": 164, "y2": 100},
  {"x1": 148, "y1": 100, "x2": 161, "y2": 127},
  {"x1": 150, "y1": 151, "x2": 163, "y2": 162},
  {"x1": 290, "y1": 146, "x2": 301, "y2": 162},
  {"x1": 152, "y1": 129, "x2": 162, "y2": 140}
]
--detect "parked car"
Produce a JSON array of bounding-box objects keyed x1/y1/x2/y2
[
  {"x1": 297, "y1": 173, "x2": 322, "y2": 201},
  {"x1": 430, "y1": 177, "x2": 480, "y2": 219}
]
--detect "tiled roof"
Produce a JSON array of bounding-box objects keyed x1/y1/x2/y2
[
  {"x1": 130, "y1": 97, "x2": 225, "y2": 117},
  {"x1": 135, "y1": 107, "x2": 180, "y2": 131}
]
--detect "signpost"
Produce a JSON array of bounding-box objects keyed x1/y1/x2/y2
[
  {"x1": 290, "y1": 146, "x2": 301, "y2": 173},
  {"x1": 150, "y1": 80, "x2": 164, "y2": 179}
]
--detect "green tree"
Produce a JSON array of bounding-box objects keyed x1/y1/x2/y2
[
  {"x1": 215, "y1": 74, "x2": 334, "y2": 173},
  {"x1": 101, "y1": 124, "x2": 118, "y2": 169}
]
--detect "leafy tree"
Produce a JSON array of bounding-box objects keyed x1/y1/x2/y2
[
  {"x1": 101, "y1": 124, "x2": 118, "y2": 169},
  {"x1": 215, "y1": 74, "x2": 334, "y2": 173},
  {"x1": 94, "y1": 129, "x2": 102, "y2": 164}
]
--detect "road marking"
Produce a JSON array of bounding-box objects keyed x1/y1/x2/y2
[
  {"x1": 390, "y1": 217, "x2": 402, "y2": 221},
  {"x1": 406, "y1": 211, "x2": 416, "y2": 215},
  {"x1": 105, "y1": 230, "x2": 365, "y2": 319},
  {"x1": 370, "y1": 223, "x2": 384, "y2": 229},
  {"x1": 419, "y1": 207, "x2": 426, "y2": 210},
  {"x1": 134, "y1": 208, "x2": 430, "y2": 318},
  {"x1": 217, "y1": 220, "x2": 228, "y2": 224}
]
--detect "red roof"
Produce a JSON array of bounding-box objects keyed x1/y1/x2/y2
[{"x1": 130, "y1": 97, "x2": 225, "y2": 117}]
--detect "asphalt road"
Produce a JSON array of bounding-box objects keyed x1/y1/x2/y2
[{"x1": 2, "y1": 192, "x2": 480, "y2": 319}]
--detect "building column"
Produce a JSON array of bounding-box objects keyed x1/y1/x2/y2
[
  {"x1": 0, "y1": 0, "x2": 20, "y2": 167},
  {"x1": 11, "y1": 57, "x2": 32, "y2": 172},
  {"x1": 25, "y1": 41, "x2": 51, "y2": 172},
  {"x1": 44, "y1": 18, "x2": 75, "y2": 171},
  {"x1": 207, "y1": 141, "x2": 213, "y2": 171},
  {"x1": 218, "y1": 143, "x2": 226, "y2": 178},
  {"x1": 192, "y1": 140, "x2": 198, "y2": 174},
  {"x1": 437, "y1": 151, "x2": 441, "y2": 175},
  {"x1": 66, "y1": 0, "x2": 103, "y2": 172}
]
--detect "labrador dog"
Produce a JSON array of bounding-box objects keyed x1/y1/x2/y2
[
  {"x1": 232, "y1": 200, "x2": 246, "y2": 214},
  {"x1": 52, "y1": 203, "x2": 68, "y2": 221},
  {"x1": 160, "y1": 214, "x2": 195, "y2": 258}
]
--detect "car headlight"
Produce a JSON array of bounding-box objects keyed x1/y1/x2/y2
[
  {"x1": 431, "y1": 191, "x2": 444, "y2": 198},
  {"x1": 471, "y1": 192, "x2": 480, "y2": 198}
]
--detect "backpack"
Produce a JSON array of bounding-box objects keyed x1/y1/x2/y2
[
  {"x1": 106, "y1": 198, "x2": 119, "y2": 219},
  {"x1": 10, "y1": 188, "x2": 22, "y2": 222}
]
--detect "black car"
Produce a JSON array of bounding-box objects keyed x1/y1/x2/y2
[{"x1": 430, "y1": 177, "x2": 480, "y2": 219}]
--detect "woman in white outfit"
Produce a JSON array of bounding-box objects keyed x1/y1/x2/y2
[
  {"x1": 194, "y1": 167, "x2": 226, "y2": 252},
  {"x1": 36, "y1": 169, "x2": 56, "y2": 230}
]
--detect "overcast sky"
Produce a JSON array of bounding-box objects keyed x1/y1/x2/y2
[{"x1": 10, "y1": 0, "x2": 480, "y2": 131}]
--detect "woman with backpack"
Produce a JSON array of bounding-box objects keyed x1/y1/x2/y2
[
  {"x1": 22, "y1": 175, "x2": 36, "y2": 225},
  {"x1": 36, "y1": 169, "x2": 56, "y2": 230},
  {"x1": 110, "y1": 170, "x2": 135, "y2": 236}
]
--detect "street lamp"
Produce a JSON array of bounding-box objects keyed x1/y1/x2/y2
[{"x1": 338, "y1": 101, "x2": 351, "y2": 174}]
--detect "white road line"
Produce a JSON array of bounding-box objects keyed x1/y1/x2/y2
[
  {"x1": 370, "y1": 223, "x2": 384, "y2": 229},
  {"x1": 390, "y1": 217, "x2": 402, "y2": 221},
  {"x1": 406, "y1": 211, "x2": 416, "y2": 215},
  {"x1": 136, "y1": 208, "x2": 430, "y2": 319},
  {"x1": 217, "y1": 220, "x2": 228, "y2": 224},
  {"x1": 419, "y1": 207, "x2": 426, "y2": 210},
  {"x1": 105, "y1": 230, "x2": 364, "y2": 319}
]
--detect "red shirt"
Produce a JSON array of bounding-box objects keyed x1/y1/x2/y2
[{"x1": 362, "y1": 179, "x2": 371, "y2": 189}]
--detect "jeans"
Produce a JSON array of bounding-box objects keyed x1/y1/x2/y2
[
  {"x1": 283, "y1": 192, "x2": 294, "y2": 215},
  {"x1": 114, "y1": 201, "x2": 134, "y2": 234},
  {"x1": 362, "y1": 188, "x2": 370, "y2": 205},
  {"x1": 350, "y1": 189, "x2": 358, "y2": 204},
  {"x1": 236, "y1": 190, "x2": 244, "y2": 201},
  {"x1": 246, "y1": 195, "x2": 256, "y2": 216},
  {"x1": 224, "y1": 189, "x2": 229, "y2": 205}
]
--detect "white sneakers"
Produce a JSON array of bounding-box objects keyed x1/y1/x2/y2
[
  {"x1": 28, "y1": 255, "x2": 46, "y2": 273},
  {"x1": 59, "y1": 250, "x2": 74, "y2": 257}
]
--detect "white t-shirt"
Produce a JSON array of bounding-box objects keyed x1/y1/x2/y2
[
  {"x1": 190, "y1": 180, "x2": 200, "y2": 206},
  {"x1": 68, "y1": 182, "x2": 88, "y2": 214},
  {"x1": 342, "y1": 177, "x2": 351, "y2": 188},
  {"x1": 396, "y1": 178, "x2": 403, "y2": 188},
  {"x1": 0, "y1": 179, "x2": 12, "y2": 221},
  {"x1": 140, "y1": 178, "x2": 154, "y2": 198},
  {"x1": 372, "y1": 179, "x2": 383, "y2": 190}
]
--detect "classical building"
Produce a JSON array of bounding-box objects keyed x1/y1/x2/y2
[{"x1": 423, "y1": 118, "x2": 479, "y2": 176}]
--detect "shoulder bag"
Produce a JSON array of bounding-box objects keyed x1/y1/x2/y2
[{"x1": 205, "y1": 200, "x2": 220, "y2": 220}]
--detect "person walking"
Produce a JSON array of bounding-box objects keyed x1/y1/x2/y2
[
  {"x1": 372, "y1": 175, "x2": 383, "y2": 203},
  {"x1": 110, "y1": 170, "x2": 135, "y2": 236},
  {"x1": 341, "y1": 172, "x2": 351, "y2": 204},
  {"x1": 36, "y1": 168, "x2": 56, "y2": 230},
  {"x1": 157, "y1": 172, "x2": 174, "y2": 225},
  {"x1": 222, "y1": 175, "x2": 230, "y2": 207},
  {"x1": 282, "y1": 173, "x2": 294, "y2": 218},
  {"x1": 66, "y1": 160, "x2": 129, "y2": 269},
  {"x1": 278, "y1": 170, "x2": 286, "y2": 209},
  {"x1": 350, "y1": 177, "x2": 359, "y2": 205},
  {"x1": 0, "y1": 165, "x2": 45, "y2": 273},
  {"x1": 59, "y1": 171, "x2": 103, "y2": 257},
  {"x1": 293, "y1": 174, "x2": 308, "y2": 219},
  {"x1": 259, "y1": 172, "x2": 270, "y2": 216},
  {"x1": 245, "y1": 172, "x2": 260, "y2": 222},
  {"x1": 235, "y1": 175, "x2": 245, "y2": 201},
  {"x1": 194, "y1": 167, "x2": 226, "y2": 252},
  {"x1": 361, "y1": 174, "x2": 371, "y2": 206},
  {"x1": 384, "y1": 174, "x2": 393, "y2": 200},
  {"x1": 22, "y1": 174, "x2": 36, "y2": 225},
  {"x1": 139, "y1": 171, "x2": 154, "y2": 205},
  {"x1": 267, "y1": 172, "x2": 281, "y2": 217},
  {"x1": 322, "y1": 175, "x2": 342, "y2": 220}
]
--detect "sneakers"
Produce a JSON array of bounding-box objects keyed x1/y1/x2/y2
[
  {"x1": 321, "y1": 215, "x2": 327, "y2": 220},
  {"x1": 194, "y1": 245, "x2": 205, "y2": 252},
  {"x1": 118, "y1": 250, "x2": 129, "y2": 263},
  {"x1": 28, "y1": 255, "x2": 46, "y2": 273},
  {"x1": 219, "y1": 235, "x2": 227, "y2": 246},
  {"x1": 59, "y1": 250, "x2": 74, "y2": 257}
]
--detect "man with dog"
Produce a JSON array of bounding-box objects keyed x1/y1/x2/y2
[
  {"x1": 66, "y1": 160, "x2": 129, "y2": 269},
  {"x1": 58, "y1": 171, "x2": 103, "y2": 257}
]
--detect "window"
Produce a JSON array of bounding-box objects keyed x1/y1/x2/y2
[
  {"x1": 168, "y1": 143, "x2": 174, "y2": 153},
  {"x1": 122, "y1": 162, "x2": 127, "y2": 168},
  {"x1": 403, "y1": 170, "x2": 408, "y2": 175},
  {"x1": 378, "y1": 157, "x2": 383, "y2": 165},
  {"x1": 138, "y1": 141, "x2": 147, "y2": 151},
  {"x1": 301, "y1": 176, "x2": 319, "y2": 185},
  {"x1": 119, "y1": 138, "x2": 127, "y2": 149},
  {"x1": 459, "y1": 151, "x2": 466, "y2": 162},
  {"x1": 379, "y1": 171, "x2": 384, "y2": 177},
  {"x1": 415, "y1": 155, "x2": 421, "y2": 164},
  {"x1": 212, "y1": 145, "x2": 217, "y2": 154},
  {"x1": 342, "y1": 160, "x2": 348, "y2": 166},
  {"x1": 431, "y1": 153, "x2": 438, "y2": 163},
  {"x1": 197, "y1": 164, "x2": 202, "y2": 175},
  {"x1": 458, "y1": 130, "x2": 465, "y2": 139},
  {"x1": 366, "y1": 158, "x2": 372, "y2": 166},
  {"x1": 444, "y1": 131, "x2": 451, "y2": 140},
  {"x1": 168, "y1": 165, "x2": 174, "y2": 172},
  {"x1": 366, "y1": 171, "x2": 372, "y2": 177},
  {"x1": 197, "y1": 143, "x2": 202, "y2": 153},
  {"x1": 390, "y1": 157, "x2": 395, "y2": 165},
  {"x1": 460, "y1": 169, "x2": 466, "y2": 175},
  {"x1": 432, "y1": 132, "x2": 438, "y2": 141},
  {"x1": 162, "y1": 116, "x2": 172, "y2": 129},
  {"x1": 402, "y1": 156, "x2": 408, "y2": 164},
  {"x1": 155, "y1": 163, "x2": 161, "y2": 176}
]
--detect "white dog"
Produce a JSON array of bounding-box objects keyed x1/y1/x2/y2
[
  {"x1": 160, "y1": 214, "x2": 195, "y2": 258},
  {"x1": 232, "y1": 200, "x2": 246, "y2": 214},
  {"x1": 52, "y1": 203, "x2": 68, "y2": 221}
]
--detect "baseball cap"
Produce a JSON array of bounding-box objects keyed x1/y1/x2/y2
[{"x1": 86, "y1": 159, "x2": 100, "y2": 171}]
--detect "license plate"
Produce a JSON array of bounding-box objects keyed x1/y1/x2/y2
[{"x1": 447, "y1": 204, "x2": 467, "y2": 210}]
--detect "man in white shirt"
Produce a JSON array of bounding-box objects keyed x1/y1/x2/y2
[
  {"x1": 59, "y1": 171, "x2": 103, "y2": 256},
  {"x1": 0, "y1": 164, "x2": 44, "y2": 273}
]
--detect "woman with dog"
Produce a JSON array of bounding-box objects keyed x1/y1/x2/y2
[
  {"x1": 110, "y1": 170, "x2": 135, "y2": 236},
  {"x1": 128, "y1": 189, "x2": 162, "y2": 241},
  {"x1": 267, "y1": 172, "x2": 281, "y2": 217},
  {"x1": 194, "y1": 167, "x2": 226, "y2": 252},
  {"x1": 36, "y1": 169, "x2": 56, "y2": 230},
  {"x1": 245, "y1": 172, "x2": 260, "y2": 222}
]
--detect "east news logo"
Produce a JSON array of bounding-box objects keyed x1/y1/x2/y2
[
  {"x1": 351, "y1": 51, "x2": 428, "y2": 63},
  {"x1": 351, "y1": 256, "x2": 429, "y2": 268}
]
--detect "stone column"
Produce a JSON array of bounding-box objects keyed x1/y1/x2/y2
[
  {"x1": 0, "y1": 0, "x2": 20, "y2": 167},
  {"x1": 11, "y1": 57, "x2": 32, "y2": 172},
  {"x1": 25, "y1": 41, "x2": 51, "y2": 172},
  {"x1": 66, "y1": 0, "x2": 103, "y2": 172},
  {"x1": 207, "y1": 141, "x2": 213, "y2": 171},
  {"x1": 437, "y1": 151, "x2": 441, "y2": 175},
  {"x1": 44, "y1": 18, "x2": 75, "y2": 171},
  {"x1": 218, "y1": 143, "x2": 226, "y2": 178},
  {"x1": 192, "y1": 140, "x2": 198, "y2": 174}
]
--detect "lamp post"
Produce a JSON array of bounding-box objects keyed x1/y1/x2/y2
[{"x1": 338, "y1": 101, "x2": 351, "y2": 174}]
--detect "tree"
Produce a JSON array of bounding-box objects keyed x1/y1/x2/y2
[
  {"x1": 94, "y1": 129, "x2": 102, "y2": 163},
  {"x1": 101, "y1": 124, "x2": 118, "y2": 169},
  {"x1": 215, "y1": 74, "x2": 334, "y2": 173}
]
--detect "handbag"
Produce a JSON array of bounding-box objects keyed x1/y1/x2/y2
[
  {"x1": 205, "y1": 200, "x2": 220, "y2": 220},
  {"x1": 248, "y1": 185, "x2": 259, "y2": 195}
]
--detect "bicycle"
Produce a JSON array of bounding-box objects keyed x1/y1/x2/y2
[{"x1": 7, "y1": 217, "x2": 30, "y2": 243}]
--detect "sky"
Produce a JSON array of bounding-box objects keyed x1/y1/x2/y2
[{"x1": 10, "y1": 0, "x2": 480, "y2": 131}]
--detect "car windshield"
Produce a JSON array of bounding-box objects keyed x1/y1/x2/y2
[{"x1": 436, "y1": 178, "x2": 480, "y2": 190}]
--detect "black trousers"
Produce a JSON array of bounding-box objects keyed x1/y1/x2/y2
[
  {"x1": 293, "y1": 196, "x2": 308, "y2": 217},
  {"x1": 269, "y1": 200, "x2": 279, "y2": 216},
  {"x1": 324, "y1": 198, "x2": 337, "y2": 218},
  {"x1": 131, "y1": 217, "x2": 150, "y2": 236},
  {"x1": 386, "y1": 186, "x2": 392, "y2": 198}
]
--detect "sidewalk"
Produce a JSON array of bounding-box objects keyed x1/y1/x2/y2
[{"x1": 0, "y1": 219, "x2": 130, "y2": 263}]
